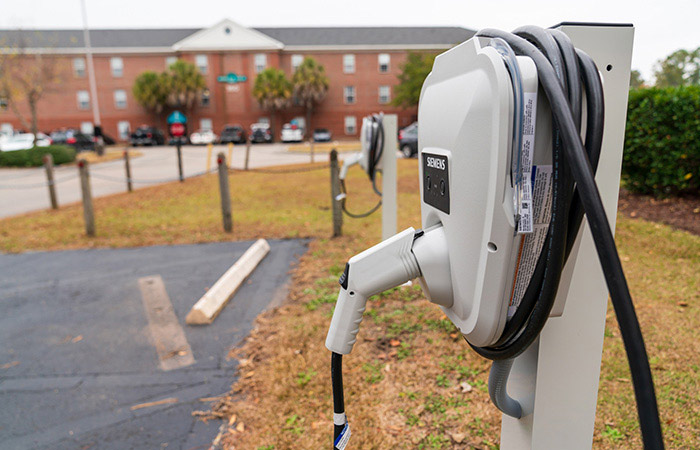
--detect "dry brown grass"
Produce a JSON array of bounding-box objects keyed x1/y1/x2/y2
[{"x1": 1, "y1": 159, "x2": 697, "y2": 449}]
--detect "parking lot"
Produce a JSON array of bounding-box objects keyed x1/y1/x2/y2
[
  {"x1": 0, "y1": 143, "x2": 334, "y2": 218},
  {"x1": 0, "y1": 239, "x2": 308, "y2": 449}
]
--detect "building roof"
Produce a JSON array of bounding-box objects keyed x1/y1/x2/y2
[
  {"x1": 255, "y1": 27, "x2": 474, "y2": 47},
  {"x1": 0, "y1": 28, "x2": 200, "y2": 49},
  {"x1": 0, "y1": 23, "x2": 474, "y2": 51}
]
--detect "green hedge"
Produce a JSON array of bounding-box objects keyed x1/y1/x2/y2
[
  {"x1": 0, "y1": 145, "x2": 76, "y2": 167},
  {"x1": 624, "y1": 86, "x2": 700, "y2": 196}
]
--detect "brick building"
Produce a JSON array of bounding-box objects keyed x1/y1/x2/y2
[{"x1": 0, "y1": 19, "x2": 473, "y2": 141}]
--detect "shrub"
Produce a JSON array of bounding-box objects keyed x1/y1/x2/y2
[
  {"x1": 624, "y1": 86, "x2": 700, "y2": 196},
  {"x1": 0, "y1": 145, "x2": 76, "y2": 167}
]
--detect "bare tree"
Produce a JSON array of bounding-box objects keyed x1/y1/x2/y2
[{"x1": 0, "y1": 35, "x2": 66, "y2": 143}]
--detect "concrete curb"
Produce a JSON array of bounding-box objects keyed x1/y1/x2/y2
[{"x1": 186, "y1": 239, "x2": 270, "y2": 325}]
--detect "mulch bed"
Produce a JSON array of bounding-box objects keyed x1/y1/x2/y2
[{"x1": 618, "y1": 188, "x2": 700, "y2": 236}]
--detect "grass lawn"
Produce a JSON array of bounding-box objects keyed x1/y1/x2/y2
[{"x1": 0, "y1": 159, "x2": 697, "y2": 449}]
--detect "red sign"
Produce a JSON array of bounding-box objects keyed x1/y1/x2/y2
[{"x1": 170, "y1": 123, "x2": 185, "y2": 137}]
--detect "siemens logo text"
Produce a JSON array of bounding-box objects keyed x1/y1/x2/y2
[{"x1": 426, "y1": 157, "x2": 446, "y2": 170}]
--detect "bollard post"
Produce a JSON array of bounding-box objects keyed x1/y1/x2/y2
[
  {"x1": 176, "y1": 140, "x2": 184, "y2": 182},
  {"x1": 124, "y1": 149, "x2": 133, "y2": 192},
  {"x1": 217, "y1": 153, "x2": 233, "y2": 233},
  {"x1": 43, "y1": 153, "x2": 58, "y2": 210},
  {"x1": 227, "y1": 142, "x2": 234, "y2": 169},
  {"x1": 78, "y1": 159, "x2": 95, "y2": 237},
  {"x1": 330, "y1": 149, "x2": 342, "y2": 237},
  {"x1": 206, "y1": 143, "x2": 213, "y2": 172},
  {"x1": 244, "y1": 136, "x2": 251, "y2": 171}
]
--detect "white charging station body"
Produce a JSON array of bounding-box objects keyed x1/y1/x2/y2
[{"x1": 417, "y1": 37, "x2": 545, "y2": 347}]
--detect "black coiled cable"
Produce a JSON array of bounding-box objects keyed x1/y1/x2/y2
[{"x1": 469, "y1": 27, "x2": 664, "y2": 450}]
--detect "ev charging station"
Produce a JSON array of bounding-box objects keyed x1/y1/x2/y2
[
  {"x1": 337, "y1": 113, "x2": 398, "y2": 240},
  {"x1": 326, "y1": 23, "x2": 665, "y2": 450},
  {"x1": 498, "y1": 23, "x2": 634, "y2": 450}
]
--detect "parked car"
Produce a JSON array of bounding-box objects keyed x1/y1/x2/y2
[
  {"x1": 313, "y1": 128, "x2": 332, "y2": 142},
  {"x1": 219, "y1": 125, "x2": 246, "y2": 144},
  {"x1": 0, "y1": 132, "x2": 51, "y2": 151},
  {"x1": 190, "y1": 129, "x2": 218, "y2": 145},
  {"x1": 398, "y1": 122, "x2": 418, "y2": 158},
  {"x1": 50, "y1": 129, "x2": 95, "y2": 151},
  {"x1": 130, "y1": 126, "x2": 165, "y2": 146},
  {"x1": 281, "y1": 123, "x2": 303, "y2": 143},
  {"x1": 249, "y1": 123, "x2": 272, "y2": 144}
]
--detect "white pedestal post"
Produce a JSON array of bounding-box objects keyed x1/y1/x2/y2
[
  {"x1": 500, "y1": 23, "x2": 634, "y2": 450},
  {"x1": 381, "y1": 114, "x2": 398, "y2": 241}
]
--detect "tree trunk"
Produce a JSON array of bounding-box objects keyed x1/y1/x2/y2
[
  {"x1": 30, "y1": 97, "x2": 38, "y2": 146},
  {"x1": 306, "y1": 107, "x2": 314, "y2": 163}
]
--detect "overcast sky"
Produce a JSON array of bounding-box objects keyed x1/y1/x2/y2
[{"x1": 1, "y1": 0, "x2": 696, "y2": 81}]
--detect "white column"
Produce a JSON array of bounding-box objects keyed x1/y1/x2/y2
[
  {"x1": 500, "y1": 24, "x2": 635, "y2": 450},
  {"x1": 381, "y1": 114, "x2": 398, "y2": 241}
]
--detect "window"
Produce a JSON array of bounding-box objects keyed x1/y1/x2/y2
[
  {"x1": 166, "y1": 56, "x2": 177, "y2": 68},
  {"x1": 258, "y1": 117, "x2": 270, "y2": 125},
  {"x1": 77, "y1": 90, "x2": 90, "y2": 110},
  {"x1": 113, "y1": 89, "x2": 127, "y2": 109},
  {"x1": 117, "y1": 121, "x2": 131, "y2": 140},
  {"x1": 343, "y1": 86, "x2": 356, "y2": 104},
  {"x1": 291, "y1": 54, "x2": 304, "y2": 71},
  {"x1": 110, "y1": 57, "x2": 123, "y2": 77},
  {"x1": 195, "y1": 54, "x2": 208, "y2": 74},
  {"x1": 73, "y1": 57, "x2": 86, "y2": 77},
  {"x1": 80, "y1": 122, "x2": 94, "y2": 135},
  {"x1": 344, "y1": 116, "x2": 357, "y2": 135},
  {"x1": 378, "y1": 53, "x2": 390, "y2": 73},
  {"x1": 254, "y1": 54, "x2": 267, "y2": 73},
  {"x1": 200, "y1": 118, "x2": 213, "y2": 131},
  {"x1": 201, "y1": 89, "x2": 211, "y2": 107},
  {"x1": 343, "y1": 54, "x2": 355, "y2": 73},
  {"x1": 378, "y1": 86, "x2": 391, "y2": 104}
]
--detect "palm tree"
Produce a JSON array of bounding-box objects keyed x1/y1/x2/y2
[
  {"x1": 132, "y1": 71, "x2": 169, "y2": 120},
  {"x1": 166, "y1": 60, "x2": 207, "y2": 115},
  {"x1": 252, "y1": 68, "x2": 292, "y2": 142},
  {"x1": 292, "y1": 57, "x2": 329, "y2": 162}
]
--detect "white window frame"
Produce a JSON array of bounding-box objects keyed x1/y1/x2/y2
[
  {"x1": 343, "y1": 54, "x2": 355, "y2": 74},
  {"x1": 344, "y1": 116, "x2": 357, "y2": 135},
  {"x1": 80, "y1": 122, "x2": 94, "y2": 135},
  {"x1": 200, "y1": 89, "x2": 211, "y2": 107},
  {"x1": 343, "y1": 86, "x2": 356, "y2": 105},
  {"x1": 113, "y1": 89, "x2": 127, "y2": 109},
  {"x1": 378, "y1": 53, "x2": 390, "y2": 73},
  {"x1": 291, "y1": 54, "x2": 304, "y2": 71},
  {"x1": 195, "y1": 54, "x2": 208, "y2": 75},
  {"x1": 378, "y1": 85, "x2": 391, "y2": 104},
  {"x1": 258, "y1": 117, "x2": 270, "y2": 125},
  {"x1": 200, "y1": 118, "x2": 213, "y2": 131},
  {"x1": 77, "y1": 90, "x2": 90, "y2": 110},
  {"x1": 254, "y1": 53, "x2": 267, "y2": 73},
  {"x1": 117, "y1": 121, "x2": 131, "y2": 140},
  {"x1": 110, "y1": 57, "x2": 123, "y2": 77},
  {"x1": 165, "y1": 56, "x2": 177, "y2": 68},
  {"x1": 73, "y1": 57, "x2": 86, "y2": 77}
]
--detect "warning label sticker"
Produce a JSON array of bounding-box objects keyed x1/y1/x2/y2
[
  {"x1": 334, "y1": 423, "x2": 351, "y2": 450},
  {"x1": 508, "y1": 165, "x2": 553, "y2": 318},
  {"x1": 517, "y1": 91, "x2": 539, "y2": 235}
]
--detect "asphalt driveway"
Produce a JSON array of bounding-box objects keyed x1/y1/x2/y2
[{"x1": 0, "y1": 239, "x2": 308, "y2": 449}]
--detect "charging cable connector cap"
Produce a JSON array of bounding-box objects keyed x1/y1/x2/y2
[{"x1": 326, "y1": 228, "x2": 421, "y2": 355}]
